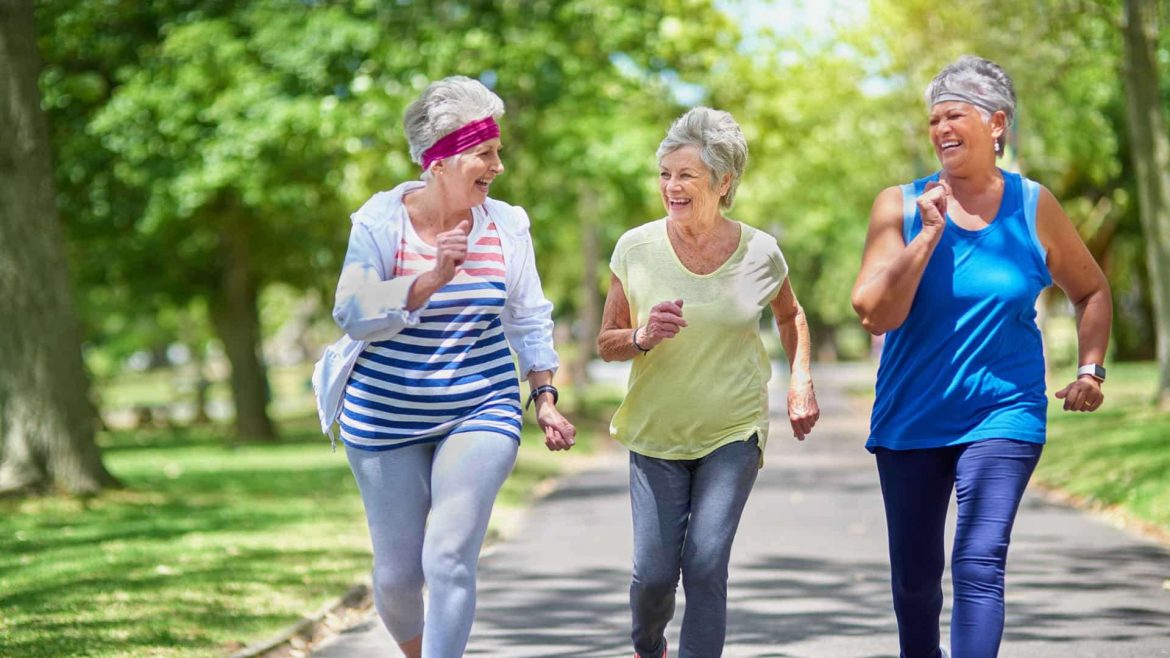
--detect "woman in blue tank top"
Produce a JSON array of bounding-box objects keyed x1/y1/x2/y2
[{"x1": 852, "y1": 57, "x2": 1112, "y2": 657}]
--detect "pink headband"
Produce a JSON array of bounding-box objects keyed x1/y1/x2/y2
[{"x1": 421, "y1": 117, "x2": 500, "y2": 171}]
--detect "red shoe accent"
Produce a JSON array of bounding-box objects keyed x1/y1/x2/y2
[{"x1": 632, "y1": 640, "x2": 667, "y2": 658}]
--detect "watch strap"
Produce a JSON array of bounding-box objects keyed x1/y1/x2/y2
[
  {"x1": 526, "y1": 384, "x2": 559, "y2": 411},
  {"x1": 1076, "y1": 363, "x2": 1106, "y2": 382}
]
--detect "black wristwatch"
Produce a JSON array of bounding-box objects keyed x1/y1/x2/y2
[
  {"x1": 526, "y1": 384, "x2": 559, "y2": 411},
  {"x1": 632, "y1": 327, "x2": 651, "y2": 353}
]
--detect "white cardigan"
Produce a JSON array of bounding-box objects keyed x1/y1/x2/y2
[{"x1": 312, "y1": 181, "x2": 558, "y2": 440}]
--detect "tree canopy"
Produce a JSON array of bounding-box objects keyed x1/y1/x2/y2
[{"x1": 32, "y1": 0, "x2": 1170, "y2": 413}]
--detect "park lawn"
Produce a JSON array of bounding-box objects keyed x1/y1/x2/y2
[
  {"x1": 0, "y1": 417, "x2": 599, "y2": 658},
  {"x1": 1035, "y1": 361, "x2": 1170, "y2": 531}
]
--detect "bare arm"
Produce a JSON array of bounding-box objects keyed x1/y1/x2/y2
[
  {"x1": 851, "y1": 184, "x2": 947, "y2": 334},
  {"x1": 770, "y1": 278, "x2": 819, "y2": 440},
  {"x1": 1037, "y1": 186, "x2": 1112, "y2": 412},
  {"x1": 771, "y1": 279, "x2": 812, "y2": 383},
  {"x1": 406, "y1": 270, "x2": 451, "y2": 310},
  {"x1": 525, "y1": 368, "x2": 576, "y2": 451},
  {"x1": 598, "y1": 275, "x2": 639, "y2": 361}
]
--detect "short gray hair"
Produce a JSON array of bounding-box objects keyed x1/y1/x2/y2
[
  {"x1": 656, "y1": 107, "x2": 748, "y2": 209},
  {"x1": 404, "y1": 76, "x2": 505, "y2": 170},
  {"x1": 925, "y1": 56, "x2": 1016, "y2": 154}
]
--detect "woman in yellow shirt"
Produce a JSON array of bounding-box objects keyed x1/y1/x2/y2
[{"x1": 597, "y1": 107, "x2": 820, "y2": 658}]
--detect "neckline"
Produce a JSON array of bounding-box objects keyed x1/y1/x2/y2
[
  {"x1": 662, "y1": 218, "x2": 748, "y2": 278},
  {"x1": 941, "y1": 169, "x2": 1015, "y2": 239},
  {"x1": 401, "y1": 203, "x2": 485, "y2": 250}
]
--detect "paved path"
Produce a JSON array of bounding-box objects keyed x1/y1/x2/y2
[{"x1": 312, "y1": 364, "x2": 1170, "y2": 657}]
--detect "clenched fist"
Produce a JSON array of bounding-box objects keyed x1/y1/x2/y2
[
  {"x1": 433, "y1": 220, "x2": 471, "y2": 284},
  {"x1": 635, "y1": 299, "x2": 687, "y2": 350},
  {"x1": 917, "y1": 179, "x2": 951, "y2": 239}
]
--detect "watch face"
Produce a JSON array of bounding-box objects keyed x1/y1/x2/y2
[{"x1": 1079, "y1": 364, "x2": 1106, "y2": 381}]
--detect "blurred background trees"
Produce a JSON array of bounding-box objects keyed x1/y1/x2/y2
[
  {"x1": 4, "y1": 0, "x2": 1167, "y2": 492},
  {"x1": 1121, "y1": 0, "x2": 1170, "y2": 403}
]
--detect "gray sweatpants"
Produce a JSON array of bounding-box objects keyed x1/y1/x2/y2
[
  {"x1": 629, "y1": 436, "x2": 760, "y2": 658},
  {"x1": 346, "y1": 432, "x2": 518, "y2": 658}
]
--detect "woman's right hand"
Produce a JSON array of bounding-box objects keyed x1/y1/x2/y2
[
  {"x1": 636, "y1": 299, "x2": 687, "y2": 349},
  {"x1": 917, "y1": 180, "x2": 950, "y2": 238},
  {"x1": 433, "y1": 220, "x2": 470, "y2": 283}
]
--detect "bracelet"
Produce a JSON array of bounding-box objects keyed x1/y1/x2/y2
[
  {"x1": 526, "y1": 384, "x2": 559, "y2": 411},
  {"x1": 632, "y1": 327, "x2": 651, "y2": 353}
]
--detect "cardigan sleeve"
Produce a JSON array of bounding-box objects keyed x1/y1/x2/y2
[
  {"x1": 497, "y1": 204, "x2": 559, "y2": 377},
  {"x1": 331, "y1": 211, "x2": 425, "y2": 342}
]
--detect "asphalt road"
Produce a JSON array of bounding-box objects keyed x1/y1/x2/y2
[{"x1": 312, "y1": 363, "x2": 1170, "y2": 657}]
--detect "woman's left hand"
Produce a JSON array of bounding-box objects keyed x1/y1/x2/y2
[
  {"x1": 537, "y1": 403, "x2": 577, "y2": 451},
  {"x1": 1055, "y1": 376, "x2": 1104, "y2": 412},
  {"x1": 788, "y1": 380, "x2": 820, "y2": 441}
]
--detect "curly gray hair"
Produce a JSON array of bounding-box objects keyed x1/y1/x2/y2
[
  {"x1": 925, "y1": 56, "x2": 1017, "y2": 154},
  {"x1": 403, "y1": 76, "x2": 505, "y2": 172},
  {"x1": 656, "y1": 107, "x2": 749, "y2": 209}
]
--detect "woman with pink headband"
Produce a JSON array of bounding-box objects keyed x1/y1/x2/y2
[{"x1": 314, "y1": 75, "x2": 574, "y2": 658}]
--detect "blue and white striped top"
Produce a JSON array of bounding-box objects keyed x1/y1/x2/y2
[{"x1": 338, "y1": 209, "x2": 523, "y2": 451}]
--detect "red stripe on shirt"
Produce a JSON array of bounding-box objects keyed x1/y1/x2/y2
[
  {"x1": 400, "y1": 251, "x2": 436, "y2": 261},
  {"x1": 399, "y1": 250, "x2": 503, "y2": 264},
  {"x1": 462, "y1": 267, "x2": 506, "y2": 277},
  {"x1": 464, "y1": 251, "x2": 504, "y2": 263}
]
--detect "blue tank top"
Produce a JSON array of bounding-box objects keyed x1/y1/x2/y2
[{"x1": 868, "y1": 170, "x2": 1051, "y2": 452}]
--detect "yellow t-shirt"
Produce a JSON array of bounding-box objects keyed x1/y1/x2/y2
[{"x1": 609, "y1": 219, "x2": 789, "y2": 460}]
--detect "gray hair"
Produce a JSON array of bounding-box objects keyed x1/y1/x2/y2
[
  {"x1": 404, "y1": 76, "x2": 505, "y2": 172},
  {"x1": 656, "y1": 107, "x2": 748, "y2": 209},
  {"x1": 925, "y1": 55, "x2": 1016, "y2": 154}
]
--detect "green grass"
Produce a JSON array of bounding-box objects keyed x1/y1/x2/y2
[
  {"x1": 1035, "y1": 361, "x2": 1170, "y2": 530},
  {"x1": 97, "y1": 363, "x2": 318, "y2": 423},
  {"x1": 0, "y1": 412, "x2": 603, "y2": 658}
]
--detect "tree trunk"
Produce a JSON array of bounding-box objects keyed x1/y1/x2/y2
[
  {"x1": 209, "y1": 215, "x2": 277, "y2": 441},
  {"x1": 174, "y1": 311, "x2": 212, "y2": 425},
  {"x1": 191, "y1": 342, "x2": 212, "y2": 425},
  {"x1": 1122, "y1": 0, "x2": 1170, "y2": 405},
  {"x1": 0, "y1": 0, "x2": 118, "y2": 495}
]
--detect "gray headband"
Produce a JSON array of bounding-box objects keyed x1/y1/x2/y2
[{"x1": 930, "y1": 91, "x2": 1000, "y2": 117}]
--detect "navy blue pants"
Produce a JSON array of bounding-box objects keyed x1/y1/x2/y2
[{"x1": 875, "y1": 439, "x2": 1043, "y2": 658}]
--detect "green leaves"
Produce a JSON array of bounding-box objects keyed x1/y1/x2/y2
[{"x1": 38, "y1": 0, "x2": 1167, "y2": 367}]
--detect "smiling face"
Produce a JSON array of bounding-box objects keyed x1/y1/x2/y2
[
  {"x1": 659, "y1": 145, "x2": 729, "y2": 223},
  {"x1": 435, "y1": 138, "x2": 505, "y2": 208},
  {"x1": 929, "y1": 101, "x2": 1004, "y2": 174}
]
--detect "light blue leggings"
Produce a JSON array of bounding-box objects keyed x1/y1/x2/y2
[{"x1": 346, "y1": 432, "x2": 518, "y2": 658}]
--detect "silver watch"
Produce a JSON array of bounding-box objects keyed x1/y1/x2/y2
[{"x1": 1076, "y1": 363, "x2": 1106, "y2": 382}]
